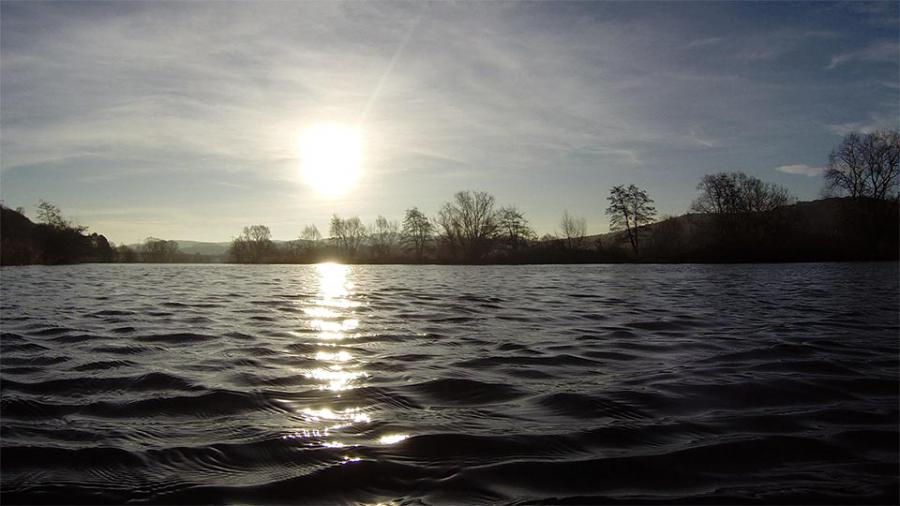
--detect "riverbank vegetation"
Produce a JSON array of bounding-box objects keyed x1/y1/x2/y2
[{"x1": 2, "y1": 130, "x2": 897, "y2": 265}]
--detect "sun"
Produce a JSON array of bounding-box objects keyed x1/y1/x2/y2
[{"x1": 299, "y1": 123, "x2": 363, "y2": 197}]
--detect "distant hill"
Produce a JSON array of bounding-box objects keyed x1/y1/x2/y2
[
  {"x1": 124, "y1": 240, "x2": 302, "y2": 259},
  {"x1": 172, "y1": 241, "x2": 231, "y2": 257}
]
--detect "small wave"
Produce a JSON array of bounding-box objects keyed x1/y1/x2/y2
[
  {"x1": 536, "y1": 392, "x2": 648, "y2": 420},
  {"x1": 1, "y1": 372, "x2": 200, "y2": 396},
  {"x1": 138, "y1": 332, "x2": 220, "y2": 343},
  {"x1": 404, "y1": 378, "x2": 526, "y2": 405}
]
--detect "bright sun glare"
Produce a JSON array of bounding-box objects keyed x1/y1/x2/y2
[{"x1": 300, "y1": 123, "x2": 363, "y2": 197}]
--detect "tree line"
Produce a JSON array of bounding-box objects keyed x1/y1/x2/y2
[
  {"x1": 222, "y1": 129, "x2": 897, "y2": 263},
  {"x1": 2, "y1": 129, "x2": 896, "y2": 265}
]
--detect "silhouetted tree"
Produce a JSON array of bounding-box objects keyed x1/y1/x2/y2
[
  {"x1": 824, "y1": 130, "x2": 900, "y2": 200},
  {"x1": 330, "y1": 215, "x2": 366, "y2": 258},
  {"x1": 402, "y1": 207, "x2": 433, "y2": 260},
  {"x1": 36, "y1": 200, "x2": 86, "y2": 232},
  {"x1": 289, "y1": 224, "x2": 322, "y2": 261},
  {"x1": 370, "y1": 215, "x2": 400, "y2": 260},
  {"x1": 559, "y1": 210, "x2": 587, "y2": 250},
  {"x1": 689, "y1": 172, "x2": 794, "y2": 259},
  {"x1": 116, "y1": 244, "x2": 138, "y2": 262},
  {"x1": 142, "y1": 237, "x2": 180, "y2": 262},
  {"x1": 496, "y1": 206, "x2": 534, "y2": 250},
  {"x1": 692, "y1": 172, "x2": 792, "y2": 215},
  {"x1": 36, "y1": 200, "x2": 68, "y2": 229},
  {"x1": 229, "y1": 225, "x2": 274, "y2": 263},
  {"x1": 90, "y1": 233, "x2": 114, "y2": 262},
  {"x1": 822, "y1": 131, "x2": 900, "y2": 252},
  {"x1": 606, "y1": 185, "x2": 656, "y2": 256},
  {"x1": 436, "y1": 190, "x2": 497, "y2": 261}
]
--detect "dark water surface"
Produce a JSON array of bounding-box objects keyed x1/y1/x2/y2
[{"x1": 1, "y1": 263, "x2": 897, "y2": 504}]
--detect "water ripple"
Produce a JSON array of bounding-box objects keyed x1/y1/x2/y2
[{"x1": 1, "y1": 262, "x2": 897, "y2": 504}]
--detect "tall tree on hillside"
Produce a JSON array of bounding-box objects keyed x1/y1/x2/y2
[
  {"x1": 436, "y1": 190, "x2": 497, "y2": 261},
  {"x1": 606, "y1": 184, "x2": 656, "y2": 256},
  {"x1": 824, "y1": 130, "x2": 900, "y2": 200},
  {"x1": 559, "y1": 210, "x2": 587, "y2": 250},
  {"x1": 36, "y1": 200, "x2": 69, "y2": 229},
  {"x1": 402, "y1": 207, "x2": 434, "y2": 260},
  {"x1": 496, "y1": 206, "x2": 534, "y2": 250},
  {"x1": 35, "y1": 200, "x2": 86, "y2": 232}
]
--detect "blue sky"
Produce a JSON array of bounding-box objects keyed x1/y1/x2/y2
[{"x1": 1, "y1": 1, "x2": 897, "y2": 244}]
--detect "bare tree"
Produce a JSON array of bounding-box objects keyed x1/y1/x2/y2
[
  {"x1": 692, "y1": 172, "x2": 791, "y2": 214},
  {"x1": 142, "y1": 237, "x2": 180, "y2": 263},
  {"x1": 370, "y1": 215, "x2": 400, "y2": 259},
  {"x1": 559, "y1": 210, "x2": 587, "y2": 250},
  {"x1": 330, "y1": 215, "x2": 366, "y2": 257},
  {"x1": 738, "y1": 174, "x2": 792, "y2": 212},
  {"x1": 824, "y1": 130, "x2": 900, "y2": 200},
  {"x1": 691, "y1": 173, "x2": 734, "y2": 215},
  {"x1": 229, "y1": 225, "x2": 274, "y2": 263},
  {"x1": 245, "y1": 225, "x2": 271, "y2": 244},
  {"x1": 36, "y1": 200, "x2": 68, "y2": 228},
  {"x1": 35, "y1": 200, "x2": 85, "y2": 231},
  {"x1": 402, "y1": 207, "x2": 434, "y2": 260},
  {"x1": 606, "y1": 184, "x2": 656, "y2": 256},
  {"x1": 436, "y1": 190, "x2": 497, "y2": 261},
  {"x1": 496, "y1": 206, "x2": 534, "y2": 250},
  {"x1": 300, "y1": 224, "x2": 321, "y2": 243}
]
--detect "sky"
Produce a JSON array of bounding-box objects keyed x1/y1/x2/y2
[{"x1": 1, "y1": 1, "x2": 897, "y2": 244}]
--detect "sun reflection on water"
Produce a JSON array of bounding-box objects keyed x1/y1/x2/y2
[
  {"x1": 307, "y1": 263, "x2": 365, "y2": 391},
  {"x1": 285, "y1": 263, "x2": 412, "y2": 460},
  {"x1": 305, "y1": 366, "x2": 368, "y2": 391},
  {"x1": 315, "y1": 350, "x2": 353, "y2": 362},
  {"x1": 378, "y1": 434, "x2": 409, "y2": 445}
]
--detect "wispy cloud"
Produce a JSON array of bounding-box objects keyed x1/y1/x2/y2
[
  {"x1": 827, "y1": 40, "x2": 899, "y2": 69},
  {"x1": 687, "y1": 128, "x2": 718, "y2": 148},
  {"x1": 687, "y1": 37, "x2": 723, "y2": 49},
  {"x1": 775, "y1": 164, "x2": 825, "y2": 177},
  {"x1": 827, "y1": 110, "x2": 898, "y2": 136}
]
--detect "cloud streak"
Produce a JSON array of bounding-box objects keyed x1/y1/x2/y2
[
  {"x1": 827, "y1": 40, "x2": 899, "y2": 69},
  {"x1": 775, "y1": 164, "x2": 825, "y2": 177}
]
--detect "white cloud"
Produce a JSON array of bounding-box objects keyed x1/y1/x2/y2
[{"x1": 775, "y1": 164, "x2": 824, "y2": 177}]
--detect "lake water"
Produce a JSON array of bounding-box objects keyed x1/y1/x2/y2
[{"x1": 1, "y1": 263, "x2": 897, "y2": 504}]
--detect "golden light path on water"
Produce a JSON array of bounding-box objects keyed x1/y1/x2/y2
[{"x1": 282, "y1": 263, "x2": 408, "y2": 458}]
